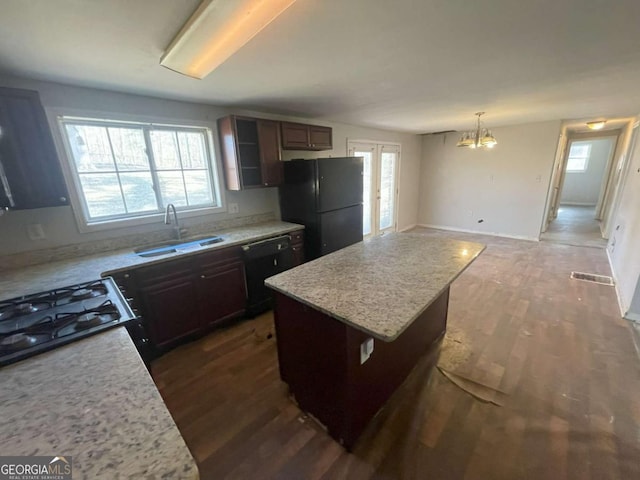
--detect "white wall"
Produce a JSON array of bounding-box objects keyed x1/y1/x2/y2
[
  {"x1": 607, "y1": 122, "x2": 640, "y2": 318},
  {"x1": 0, "y1": 75, "x2": 421, "y2": 255},
  {"x1": 560, "y1": 138, "x2": 613, "y2": 206},
  {"x1": 418, "y1": 120, "x2": 561, "y2": 240}
]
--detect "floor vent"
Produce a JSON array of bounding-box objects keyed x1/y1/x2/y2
[{"x1": 571, "y1": 272, "x2": 615, "y2": 286}]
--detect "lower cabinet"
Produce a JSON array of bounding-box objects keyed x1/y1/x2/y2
[
  {"x1": 139, "y1": 276, "x2": 201, "y2": 347},
  {"x1": 112, "y1": 233, "x2": 304, "y2": 352},
  {"x1": 290, "y1": 229, "x2": 305, "y2": 266},
  {"x1": 121, "y1": 245, "x2": 247, "y2": 350},
  {"x1": 197, "y1": 254, "x2": 247, "y2": 328}
]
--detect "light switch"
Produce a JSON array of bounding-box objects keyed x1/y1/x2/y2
[{"x1": 360, "y1": 338, "x2": 374, "y2": 364}]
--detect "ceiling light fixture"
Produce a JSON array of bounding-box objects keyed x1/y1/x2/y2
[
  {"x1": 160, "y1": 0, "x2": 298, "y2": 79},
  {"x1": 586, "y1": 120, "x2": 607, "y2": 130},
  {"x1": 456, "y1": 112, "x2": 497, "y2": 149}
]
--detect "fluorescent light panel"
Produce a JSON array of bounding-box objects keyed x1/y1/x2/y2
[{"x1": 161, "y1": 0, "x2": 298, "y2": 79}]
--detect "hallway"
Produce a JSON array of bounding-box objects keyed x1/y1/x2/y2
[{"x1": 541, "y1": 205, "x2": 607, "y2": 248}]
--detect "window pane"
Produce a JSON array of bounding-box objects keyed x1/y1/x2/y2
[
  {"x1": 150, "y1": 130, "x2": 181, "y2": 169},
  {"x1": 158, "y1": 171, "x2": 187, "y2": 206},
  {"x1": 379, "y1": 152, "x2": 396, "y2": 230},
  {"x1": 79, "y1": 173, "x2": 125, "y2": 218},
  {"x1": 108, "y1": 127, "x2": 149, "y2": 171},
  {"x1": 184, "y1": 170, "x2": 212, "y2": 205},
  {"x1": 569, "y1": 143, "x2": 591, "y2": 158},
  {"x1": 120, "y1": 172, "x2": 158, "y2": 213},
  {"x1": 65, "y1": 125, "x2": 115, "y2": 172},
  {"x1": 566, "y1": 157, "x2": 588, "y2": 172},
  {"x1": 178, "y1": 132, "x2": 207, "y2": 169}
]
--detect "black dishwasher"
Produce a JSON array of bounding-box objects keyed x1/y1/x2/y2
[{"x1": 242, "y1": 235, "x2": 294, "y2": 315}]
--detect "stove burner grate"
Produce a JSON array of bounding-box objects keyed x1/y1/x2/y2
[{"x1": 0, "y1": 333, "x2": 40, "y2": 350}]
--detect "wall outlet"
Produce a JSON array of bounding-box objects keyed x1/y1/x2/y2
[
  {"x1": 360, "y1": 338, "x2": 374, "y2": 364},
  {"x1": 27, "y1": 224, "x2": 46, "y2": 240},
  {"x1": 228, "y1": 203, "x2": 239, "y2": 214},
  {"x1": 535, "y1": 174, "x2": 542, "y2": 183}
]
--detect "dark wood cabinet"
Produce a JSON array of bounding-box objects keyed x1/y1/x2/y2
[
  {"x1": 217, "y1": 115, "x2": 282, "y2": 190},
  {"x1": 289, "y1": 229, "x2": 305, "y2": 266},
  {"x1": 116, "y1": 245, "x2": 247, "y2": 350},
  {"x1": 139, "y1": 276, "x2": 201, "y2": 347},
  {"x1": 197, "y1": 248, "x2": 247, "y2": 327},
  {"x1": 281, "y1": 122, "x2": 332, "y2": 151},
  {"x1": 0, "y1": 87, "x2": 68, "y2": 209}
]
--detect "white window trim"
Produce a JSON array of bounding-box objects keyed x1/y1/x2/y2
[{"x1": 48, "y1": 109, "x2": 227, "y2": 234}]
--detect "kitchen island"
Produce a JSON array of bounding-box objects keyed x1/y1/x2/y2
[
  {"x1": 265, "y1": 232, "x2": 484, "y2": 449},
  {"x1": 0, "y1": 328, "x2": 199, "y2": 479}
]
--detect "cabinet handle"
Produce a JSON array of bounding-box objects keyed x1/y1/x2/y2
[
  {"x1": 124, "y1": 273, "x2": 130, "y2": 279},
  {"x1": 59, "y1": 196, "x2": 67, "y2": 202},
  {"x1": 201, "y1": 274, "x2": 206, "y2": 279}
]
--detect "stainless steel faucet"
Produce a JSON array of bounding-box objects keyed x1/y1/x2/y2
[{"x1": 164, "y1": 203, "x2": 183, "y2": 240}]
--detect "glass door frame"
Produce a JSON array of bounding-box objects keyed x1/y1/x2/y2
[{"x1": 347, "y1": 140, "x2": 401, "y2": 237}]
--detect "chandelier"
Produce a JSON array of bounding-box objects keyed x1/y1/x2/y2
[{"x1": 456, "y1": 112, "x2": 497, "y2": 149}]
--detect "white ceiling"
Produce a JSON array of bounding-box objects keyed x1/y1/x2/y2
[{"x1": 1, "y1": 0, "x2": 640, "y2": 133}]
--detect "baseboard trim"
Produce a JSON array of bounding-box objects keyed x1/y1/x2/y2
[
  {"x1": 606, "y1": 248, "x2": 627, "y2": 318},
  {"x1": 626, "y1": 311, "x2": 640, "y2": 323},
  {"x1": 398, "y1": 224, "x2": 417, "y2": 233},
  {"x1": 416, "y1": 224, "x2": 539, "y2": 242}
]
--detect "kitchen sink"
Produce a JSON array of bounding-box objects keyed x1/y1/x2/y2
[
  {"x1": 134, "y1": 236, "x2": 224, "y2": 257},
  {"x1": 197, "y1": 236, "x2": 224, "y2": 246}
]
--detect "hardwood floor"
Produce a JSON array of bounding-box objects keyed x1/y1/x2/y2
[
  {"x1": 151, "y1": 228, "x2": 640, "y2": 479},
  {"x1": 540, "y1": 205, "x2": 607, "y2": 248}
]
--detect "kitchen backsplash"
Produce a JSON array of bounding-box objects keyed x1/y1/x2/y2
[{"x1": 0, "y1": 212, "x2": 275, "y2": 272}]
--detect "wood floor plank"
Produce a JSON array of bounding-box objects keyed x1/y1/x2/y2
[{"x1": 150, "y1": 229, "x2": 640, "y2": 479}]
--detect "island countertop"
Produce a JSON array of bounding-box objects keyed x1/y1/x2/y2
[
  {"x1": 265, "y1": 233, "x2": 485, "y2": 342},
  {"x1": 0, "y1": 327, "x2": 198, "y2": 479}
]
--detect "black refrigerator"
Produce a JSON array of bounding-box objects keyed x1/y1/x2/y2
[{"x1": 279, "y1": 157, "x2": 363, "y2": 261}]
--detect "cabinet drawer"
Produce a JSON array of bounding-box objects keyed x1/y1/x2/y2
[
  {"x1": 135, "y1": 256, "x2": 194, "y2": 286},
  {"x1": 289, "y1": 230, "x2": 304, "y2": 245},
  {"x1": 196, "y1": 245, "x2": 243, "y2": 270}
]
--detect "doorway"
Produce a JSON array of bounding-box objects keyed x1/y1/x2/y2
[
  {"x1": 347, "y1": 141, "x2": 400, "y2": 237},
  {"x1": 541, "y1": 134, "x2": 617, "y2": 248}
]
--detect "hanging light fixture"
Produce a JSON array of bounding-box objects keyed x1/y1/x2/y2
[{"x1": 456, "y1": 112, "x2": 497, "y2": 149}]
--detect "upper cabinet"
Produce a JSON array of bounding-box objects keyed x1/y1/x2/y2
[
  {"x1": 217, "y1": 115, "x2": 282, "y2": 190},
  {"x1": 281, "y1": 121, "x2": 332, "y2": 151},
  {"x1": 0, "y1": 88, "x2": 69, "y2": 209}
]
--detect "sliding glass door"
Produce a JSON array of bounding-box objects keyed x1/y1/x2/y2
[{"x1": 348, "y1": 141, "x2": 400, "y2": 237}]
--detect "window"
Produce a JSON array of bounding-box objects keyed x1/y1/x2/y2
[
  {"x1": 60, "y1": 118, "x2": 221, "y2": 226},
  {"x1": 566, "y1": 142, "x2": 591, "y2": 172}
]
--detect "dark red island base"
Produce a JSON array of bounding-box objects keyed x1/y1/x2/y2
[{"x1": 272, "y1": 287, "x2": 450, "y2": 450}]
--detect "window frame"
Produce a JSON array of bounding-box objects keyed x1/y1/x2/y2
[{"x1": 56, "y1": 115, "x2": 226, "y2": 233}]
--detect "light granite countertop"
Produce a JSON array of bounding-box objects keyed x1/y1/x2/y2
[
  {"x1": 265, "y1": 232, "x2": 485, "y2": 342},
  {"x1": 0, "y1": 221, "x2": 303, "y2": 301},
  {"x1": 0, "y1": 327, "x2": 198, "y2": 479}
]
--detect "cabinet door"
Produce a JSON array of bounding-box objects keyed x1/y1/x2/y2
[
  {"x1": 289, "y1": 229, "x2": 305, "y2": 266},
  {"x1": 138, "y1": 275, "x2": 201, "y2": 347},
  {"x1": 0, "y1": 88, "x2": 68, "y2": 209},
  {"x1": 257, "y1": 119, "x2": 282, "y2": 187},
  {"x1": 309, "y1": 126, "x2": 332, "y2": 150},
  {"x1": 197, "y1": 260, "x2": 247, "y2": 327},
  {"x1": 281, "y1": 122, "x2": 310, "y2": 149},
  {"x1": 217, "y1": 116, "x2": 241, "y2": 191}
]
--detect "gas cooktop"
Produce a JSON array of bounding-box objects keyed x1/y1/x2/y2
[{"x1": 0, "y1": 277, "x2": 136, "y2": 366}]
